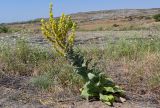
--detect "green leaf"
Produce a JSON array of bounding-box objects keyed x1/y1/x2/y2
[
  {"x1": 81, "y1": 87, "x2": 90, "y2": 99},
  {"x1": 99, "y1": 93, "x2": 115, "y2": 106},
  {"x1": 104, "y1": 87, "x2": 115, "y2": 93},
  {"x1": 81, "y1": 87, "x2": 98, "y2": 100},
  {"x1": 105, "y1": 78, "x2": 115, "y2": 86},
  {"x1": 88, "y1": 73, "x2": 96, "y2": 80},
  {"x1": 81, "y1": 81, "x2": 99, "y2": 99},
  {"x1": 113, "y1": 86, "x2": 125, "y2": 94},
  {"x1": 98, "y1": 74, "x2": 115, "y2": 86}
]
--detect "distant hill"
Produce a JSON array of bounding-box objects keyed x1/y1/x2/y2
[
  {"x1": 3, "y1": 8, "x2": 159, "y2": 25},
  {"x1": 3, "y1": 8, "x2": 160, "y2": 31},
  {"x1": 70, "y1": 8, "x2": 160, "y2": 22}
]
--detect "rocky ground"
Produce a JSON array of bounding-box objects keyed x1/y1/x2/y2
[{"x1": 0, "y1": 74, "x2": 159, "y2": 108}]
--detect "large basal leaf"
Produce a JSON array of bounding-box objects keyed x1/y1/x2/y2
[
  {"x1": 81, "y1": 87, "x2": 99, "y2": 100},
  {"x1": 99, "y1": 93, "x2": 115, "y2": 106},
  {"x1": 103, "y1": 86, "x2": 124, "y2": 93},
  {"x1": 113, "y1": 86, "x2": 125, "y2": 94},
  {"x1": 81, "y1": 81, "x2": 99, "y2": 99},
  {"x1": 81, "y1": 87, "x2": 92, "y2": 99},
  {"x1": 104, "y1": 87, "x2": 115, "y2": 93}
]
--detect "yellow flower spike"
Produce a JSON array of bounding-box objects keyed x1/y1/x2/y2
[
  {"x1": 49, "y1": 3, "x2": 53, "y2": 19},
  {"x1": 41, "y1": 3, "x2": 76, "y2": 56}
]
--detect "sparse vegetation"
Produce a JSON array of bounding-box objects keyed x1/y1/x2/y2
[
  {"x1": 0, "y1": 25, "x2": 10, "y2": 33},
  {"x1": 96, "y1": 26, "x2": 103, "y2": 31},
  {"x1": 0, "y1": 39, "x2": 52, "y2": 75},
  {"x1": 0, "y1": 35, "x2": 160, "y2": 107},
  {"x1": 0, "y1": 5, "x2": 160, "y2": 108},
  {"x1": 153, "y1": 14, "x2": 160, "y2": 22}
]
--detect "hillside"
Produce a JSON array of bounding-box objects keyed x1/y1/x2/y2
[
  {"x1": 71, "y1": 8, "x2": 160, "y2": 22},
  {"x1": 1, "y1": 8, "x2": 160, "y2": 32}
]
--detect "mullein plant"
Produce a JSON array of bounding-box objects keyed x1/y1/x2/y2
[{"x1": 41, "y1": 3, "x2": 125, "y2": 106}]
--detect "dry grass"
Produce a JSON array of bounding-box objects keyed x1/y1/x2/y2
[
  {"x1": 77, "y1": 19, "x2": 160, "y2": 31},
  {"x1": 0, "y1": 36, "x2": 160, "y2": 105},
  {"x1": 79, "y1": 39, "x2": 160, "y2": 101}
]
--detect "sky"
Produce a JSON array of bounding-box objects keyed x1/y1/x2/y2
[{"x1": 0, "y1": 0, "x2": 160, "y2": 23}]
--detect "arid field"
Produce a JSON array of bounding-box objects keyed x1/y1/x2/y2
[{"x1": 0, "y1": 9, "x2": 160, "y2": 108}]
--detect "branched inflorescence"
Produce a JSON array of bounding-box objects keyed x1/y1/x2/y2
[
  {"x1": 41, "y1": 3, "x2": 76, "y2": 56},
  {"x1": 41, "y1": 3, "x2": 125, "y2": 106}
]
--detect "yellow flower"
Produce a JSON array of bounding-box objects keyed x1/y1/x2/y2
[{"x1": 41, "y1": 3, "x2": 76, "y2": 56}]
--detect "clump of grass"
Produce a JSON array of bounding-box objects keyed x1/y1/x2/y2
[
  {"x1": 15, "y1": 40, "x2": 52, "y2": 65},
  {"x1": 153, "y1": 14, "x2": 160, "y2": 22},
  {"x1": 0, "y1": 39, "x2": 52, "y2": 75},
  {"x1": 150, "y1": 74, "x2": 160, "y2": 88},
  {"x1": 79, "y1": 38, "x2": 160, "y2": 61},
  {"x1": 31, "y1": 74, "x2": 53, "y2": 89},
  {"x1": 30, "y1": 57, "x2": 83, "y2": 93},
  {"x1": 0, "y1": 25, "x2": 10, "y2": 33},
  {"x1": 103, "y1": 38, "x2": 160, "y2": 59},
  {"x1": 96, "y1": 26, "x2": 103, "y2": 31}
]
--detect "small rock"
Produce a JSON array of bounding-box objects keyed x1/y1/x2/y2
[{"x1": 119, "y1": 97, "x2": 126, "y2": 103}]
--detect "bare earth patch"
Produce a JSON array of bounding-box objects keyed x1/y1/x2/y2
[{"x1": 0, "y1": 71, "x2": 159, "y2": 108}]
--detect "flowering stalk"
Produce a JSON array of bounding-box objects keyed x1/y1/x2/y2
[
  {"x1": 41, "y1": 3, "x2": 76, "y2": 56},
  {"x1": 41, "y1": 3, "x2": 125, "y2": 106}
]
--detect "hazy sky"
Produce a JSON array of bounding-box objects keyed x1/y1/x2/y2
[{"x1": 0, "y1": 0, "x2": 160, "y2": 23}]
